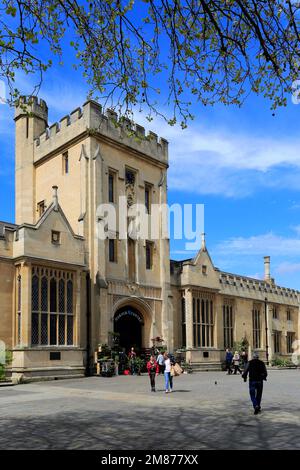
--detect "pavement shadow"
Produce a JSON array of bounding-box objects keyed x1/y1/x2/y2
[{"x1": 0, "y1": 401, "x2": 299, "y2": 450}]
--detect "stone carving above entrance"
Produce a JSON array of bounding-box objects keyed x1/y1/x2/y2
[
  {"x1": 108, "y1": 279, "x2": 162, "y2": 300},
  {"x1": 127, "y1": 283, "x2": 138, "y2": 294}
]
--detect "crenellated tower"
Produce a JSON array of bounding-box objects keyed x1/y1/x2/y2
[{"x1": 14, "y1": 96, "x2": 48, "y2": 225}]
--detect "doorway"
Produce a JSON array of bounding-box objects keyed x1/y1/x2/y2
[{"x1": 114, "y1": 307, "x2": 144, "y2": 353}]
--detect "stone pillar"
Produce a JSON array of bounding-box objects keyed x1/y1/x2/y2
[{"x1": 215, "y1": 295, "x2": 223, "y2": 351}]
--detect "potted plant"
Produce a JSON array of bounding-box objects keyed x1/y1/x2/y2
[{"x1": 134, "y1": 357, "x2": 145, "y2": 375}]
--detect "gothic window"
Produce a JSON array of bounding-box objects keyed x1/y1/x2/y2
[
  {"x1": 67, "y1": 280, "x2": 73, "y2": 313},
  {"x1": 31, "y1": 267, "x2": 75, "y2": 347},
  {"x1": 287, "y1": 332, "x2": 294, "y2": 354},
  {"x1": 287, "y1": 309, "x2": 291, "y2": 321},
  {"x1": 108, "y1": 172, "x2": 115, "y2": 203},
  {"x1": 252, "y1": 307, "x2": 261, "y2": 349},
  {"x1": 63, "y1": 152, "x2": 69, "y2": 174},
  {"x1": 109, "y1": 239, "x2": 117, "y2": 262},
  {"x1": 272, "y1": 306, "x2": 278, "y2": 319},
  {"x1": 50, "y1": 278, "x2": 57, "y2": 312},
  {"x1": 273, "y1": 330, "x2": 281, "y2": 354},
  {"x1": 59, "y1": 279, "x2": 65, "y2": 312},
  {"x1": 223, "y1": 304, "x2": 234, "y2": 349},
  {"x1": 145, "y1": 184, "x2": 152, "y2": 214},
  {"x1": 145, "y1": 241, "x2": 153, "y2": 270},
  {"x1": 31, "y1": 275, "x2": 39, "y2": 346},
  {"x1": 128, "y1": 238, "x2": 136, "y2": 281},
  {"x1": 193, "y1": 294, "x2": 214, "y2": 347}
]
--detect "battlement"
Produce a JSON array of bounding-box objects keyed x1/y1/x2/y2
[
  {"x1": 219, "y1": 271, "x2": 300, "y2": 304},
  {"x1": 33, "y1": 100, "x2": 168, "y2": 164},
  {"x1": 15, "y1": 95, "x2": 48, "y2": 123}
]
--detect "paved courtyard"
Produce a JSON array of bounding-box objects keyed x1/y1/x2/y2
[{"x1": 0, "y1": 370, "x2": 299, "y2": 450}]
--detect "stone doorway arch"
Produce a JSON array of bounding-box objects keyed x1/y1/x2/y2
[{"x1": 112, "y1": 297, "x2": 153, "y2": 353}]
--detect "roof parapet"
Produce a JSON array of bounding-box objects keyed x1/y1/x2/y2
[
  {"x1": 15, "y1": 95, "x2": 48, "y2": 124},
  {"x1": 33, "y1": 100, "x2": 169, "y2": 164}
]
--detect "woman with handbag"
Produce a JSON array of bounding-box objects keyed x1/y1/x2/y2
[{"x1": 163, "y1": 352, "x2": 175, "y2": 393}]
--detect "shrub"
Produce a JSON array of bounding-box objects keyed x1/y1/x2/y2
[
  {"x1": 271, "y1": 357, "x2": 296, "y2": 367},
  {"x1": 0, "y1": 350, "x2": 12, "y2": 381}
]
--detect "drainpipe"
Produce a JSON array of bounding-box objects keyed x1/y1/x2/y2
[{"x1": 85, "y1": 272, "x2": 91, "y2": 376}]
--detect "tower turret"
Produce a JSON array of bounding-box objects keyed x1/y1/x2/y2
[{"x1": 14, "y1": 96, "x2": 48, "y2": 224}]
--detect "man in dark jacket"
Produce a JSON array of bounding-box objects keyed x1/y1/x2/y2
[
  {"x1": 225, "y1": 349, "x2": 233, "y2": 375},
  {"x1": 242, "y1": 352, "x2": 268, "y2": 415}
]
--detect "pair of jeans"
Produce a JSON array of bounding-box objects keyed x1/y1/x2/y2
[
  {"x1": 233, "y1": 365, "x2": 242, "y2": 374},
  {"x1": 249, "y1": 380, "x2": 263, "y2": 408},
  {"x1": 164, "y1": 371, "x2": 173, "y2": 391},
  {"x1": 149, "y1": 372, "x2": 156, "y2": 390}
]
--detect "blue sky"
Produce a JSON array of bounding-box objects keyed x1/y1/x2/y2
[{"x1": 1, "y1": 40, "x2": 300, "y2": 290}]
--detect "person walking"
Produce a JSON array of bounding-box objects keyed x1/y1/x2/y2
[
  {"x1": 128, "y1": 347, "x2": 137, "y2": 375},
  {"x1": 163, "y1": 352, "x2": 174, "y2": 393},
  {"x1": 157, "y1": 351, "x2": 165, "y2": 374},
  {"x1": 232, "y1": 351, "x2": 242, "y2": 375},
  {"x1": 225, "y1": 348, "x2": 233, "y2": 375},
  {"x1": 242, "y1": 351, "x2": 268, "y2": 415},
  {"x1": 147, "y1": 355, "x2": 159, "y2": 392},
  {"x1": 241, "y1": 350, "x2": 248, "y2": 369}
]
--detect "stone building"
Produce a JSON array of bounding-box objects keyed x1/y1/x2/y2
[
  {"x1": 171, "y1": 238, "x2": 300, "y2": 368},
  {"x1": 0, "y1": 96, "x2": 299, "y2": 382}
]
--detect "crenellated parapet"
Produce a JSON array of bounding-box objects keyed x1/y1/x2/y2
[
  {"x1": 219, "y1": 271, "x2": 300, "y2": 305},
  {"x1": 14, "y1": 95, "x2": 48, "y2": 124},
  {"x1": 33, "y1": 100, "x2": 168, "y2": 164}
]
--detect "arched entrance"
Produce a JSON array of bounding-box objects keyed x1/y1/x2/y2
[{"x1": 114, "y1": 306, "x2": 144, "y2": 353}]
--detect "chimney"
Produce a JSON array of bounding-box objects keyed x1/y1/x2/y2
[
  {"x1": 264, "y1": 256, "x2": 271, "y2": 282},
  {"x1": 52, "y1": 185, "x2": 58, "y2": 211},
  {"x1": 201, "y1": 232, "x2": 206, "y2": 251}
]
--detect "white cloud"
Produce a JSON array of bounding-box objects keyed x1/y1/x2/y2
[
  {"x1": 275, "y1": 262, "x2": 300, "y2": 275},
  {"x1": 139, "y1": 117, "x2": 300, "y2": 197},
  {"x1": 215, "y1": 232, "x2": 300, "y2": 257}
]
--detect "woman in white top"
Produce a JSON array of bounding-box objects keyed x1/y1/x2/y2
[{"x1": 163, "y1": 352, "x2": 173, "y2": 393}]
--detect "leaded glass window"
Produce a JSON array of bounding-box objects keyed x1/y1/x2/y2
[
  {"x1": 67, "y1": 280, "x2": 73, "y2": 313},
  {"x1": 32, "y1": 275, "x2": 39, "y2": 311},
  {"x1": 192, "y1": 293, "x2": 214, "y2": 347},
  {"x1": 59, "y1": 279, "x2": 65, "y2": 312},
  {"x1": 31, "y1": 266, "x2": 75, "y2": 347},
  {"x1": 252, "y1": 307, "x2": 261, "y2": 349},
  {"x1": 223, "y1": 303, "x2": 234, "y2": 349}
]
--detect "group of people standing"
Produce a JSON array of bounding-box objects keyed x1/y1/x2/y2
[
  {"x1": 225, "y1": 349, "x2": 248, "y2": 375},
  {"x1": 147, "y1": 351, "x2": 176, "y2": 393}
]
